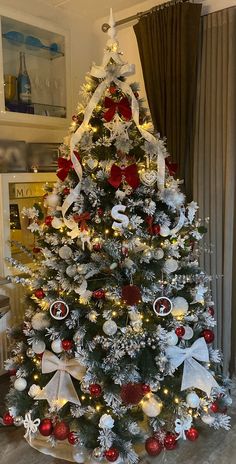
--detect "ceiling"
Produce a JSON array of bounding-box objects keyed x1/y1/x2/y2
[{"x1": 43, "y1": 0, "x2": 149, "y2": 19}]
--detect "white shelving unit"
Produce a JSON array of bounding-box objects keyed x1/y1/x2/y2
[{"x1": 0, "y1": 6, "x2": 71, "y2": 128}]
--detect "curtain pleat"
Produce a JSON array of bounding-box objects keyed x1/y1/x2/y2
[
  {"x1": 134, "y1": 3, "x2": 202, "y2": 199},
  {"x1": 193, "y1": 8, "x2": 236, "y2": 374}
]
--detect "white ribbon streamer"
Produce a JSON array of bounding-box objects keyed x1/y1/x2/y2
[
  {"x1": 170, "y1": 208, "x2": 186, "y2": 236},
  {"x1": 37, "y1": 350, "x2": 86, "y2": 409},
  {"x1": 23, "y1": 411, "x2": 40, "y2": 442},
  {"x1": 175, "y1": 416, "x2": 192, "y2": 440},
  {"x1": 166, "y1": 337, "x2": 219, "y2": 396}
]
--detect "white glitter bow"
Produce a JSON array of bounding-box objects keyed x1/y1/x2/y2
[
  {"x1": 23, "y1": 411, "x2": 40, "y2": 442},
  {"x1": 175, "y1": 415, "x2": 192, "y2": 440}
]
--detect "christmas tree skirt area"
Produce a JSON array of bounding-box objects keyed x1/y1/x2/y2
[{"x1": 26, "y1": 434, "x2": 146, "y2": 463}]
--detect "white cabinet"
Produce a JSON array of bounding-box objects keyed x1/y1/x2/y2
[
  {"x1": 0, "y1": 6, "x2": 71, "y2": 128},
  {"x1": 0, "y1": 172, "x2": 57, "y2": 277}
]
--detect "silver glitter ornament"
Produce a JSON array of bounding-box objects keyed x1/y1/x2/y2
[
  {"x1": 13, "y1": 415, "x2": 23, "y2": 426},
  {"x1": 26, "y1": 348, "x2": 35, "y2": 358},
  {"x1": 92, "y1": 448, "x2": 103, "y2": 461}
]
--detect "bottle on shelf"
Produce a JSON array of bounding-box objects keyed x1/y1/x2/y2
[{"x1": 17, "y1": 52, "x2": 32, "y2": 104}]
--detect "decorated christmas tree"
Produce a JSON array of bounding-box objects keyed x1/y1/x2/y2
[{"x1": 2, "y1": 11, "x2": 231, "y2": 464}]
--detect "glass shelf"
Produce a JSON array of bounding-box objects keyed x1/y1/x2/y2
[
  {"x1": 5, "y1": 101, "x2": 66, "y2": 117},
  {"x1": 2, "y1": 36, "x2": 64, "y2": 60}
]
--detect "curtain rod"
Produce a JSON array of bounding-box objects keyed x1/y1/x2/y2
[{"x1": 102, "y1": 0, "x2": 192, "y2": 32}]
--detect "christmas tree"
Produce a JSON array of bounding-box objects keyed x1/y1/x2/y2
[{"x1": 2, "y1": 11, "x2": 231, "y2": 464}]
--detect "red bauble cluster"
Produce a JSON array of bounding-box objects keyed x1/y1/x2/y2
[
  {"x1": 93, "y1": 243, "x2": 102, "y2": 251},
  {"x1": 175, "y1": 326, "x2": 185, "y2": 337},
  {"x1": 54, "y1": 421, "x2": 70, "y2": 441},
  {"x1": 120, "y1": 383, "x2": 144, "y2": 405},
  {"x1": 185, "y1": 427, "x2": 199, "y2": 441},
  {"x1": 92, "y1": 289, "x2": 106, "y2": 299},
  {"x1": 164, "y1": 432, "x2": 177, "y2": 450},
  {"x1": 121, "y1": 285, "x2": 141, "y2": 306},
  {"x1": 104, "y1": 448, "x2": 119, "y2": 462},
  {"x1": 34, "y1": 288, "x2": 45, "y2": 299},
  {"x1": 39, "y1": 418, "x2": 53, "y2": 437},
  {"x1": 68, "y1": 431, "x2": 77, "y2": 445},
  {"x1": 89, "y1": 383, "x2": 102, "y2": 398},
  {"x1": 62, "y1": 339, "x2": 73, "y2": 351},
  {"x1": 152, "y1": 224, "x2": 160, "y2": 235},
  {"x1": 44, "y1": 215, "x2": 53, "y2": 226},
  {"x1": 201, "y1": 329, "x2": 215, "y2": 344},
  {"x1": 3, "y1": 412, "x2": 14, "y2": 426},
  {"x1": 145, "y1": 437, "x2": 163, "y2": 456}
]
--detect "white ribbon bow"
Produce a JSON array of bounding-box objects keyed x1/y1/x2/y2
[
  {"x1": 23, "y1": 411, "x2": 40, "y2": 442},
  {"x1": 37, "y1": 350, "x2": 86, "y2": 409},
  {"x1": 175, "y1": 416, "x2": 192, "y2": 440},
  {"x1": 166, "y1": 337, "x2": 219, "y2": 396}
]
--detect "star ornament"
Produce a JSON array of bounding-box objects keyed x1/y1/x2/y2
[{"x1": 104, "y1": 114, "x2": 132, "y2": 140}]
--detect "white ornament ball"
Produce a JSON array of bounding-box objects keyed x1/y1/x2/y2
[
  {"x1": 186, "y1": 392, "x2": 200, "y2": 408},
  {"x1": 110, "y1": 262, "x2": 118, "y2": 270},
  {"x1": 201, "y1": 414, "x2": 215, "y2": 425},
  {"x1": 51, "y1": 217, "x2": 63, "y2": 229},
  {"x1": 166, "y1": 331, "x2": 178, "y2": 346},
  {"x1": 32, "y1": 340, "x2": 46, "y2": 354},
  {"x1": 14, "y1": 377, "x2": 27, "y2": 391},
  {"x1": 163, "y1": 258, "x2": 178, "y2": 274},
  {"x1": 142, "y1": 396, "x2": 162, "y2": 417},
  {"x1": 160, "y1": 224, "x2": 170, "y2": 237},
  {"x1": 46, "y1": 192, "x2": 60, "y2": 208},
  {"x1": 182, "y1": 326, "x2": 194, "y2": 340},
  {"x1": 66, "y1": 265, "x2": 77, "y2": 277},
  {"x1": 31, "y1": 312, "x2": 50, "y2": 331},
  {"x1": 172, "y1": 296, "x2": 189, "y2": 317},
  {"x1": 73, "y1": 448, "x2": 88, "y2": 463},
  {"x1": 103, "y1": 320, "x2": 118, "y2": 336},
  {"x1": 154, "y1": 248, "x2": 164, "y2": 260},
  {"x1": 28, "y1": 384, "x2": 42, "y2": 398},
  {"x1": 59, "y1": 245, "x2": 73, "y2": 260},
  {"x1": 51, "y1": 339, "x2": 63, "y2": 354}
]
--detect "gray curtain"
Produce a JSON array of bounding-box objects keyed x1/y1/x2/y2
[
  {"x1": 134, "y1": 1, "x2": 202, "y2": 200},
  {"x1": 193, "y1": 7, "x2": 236, "y2": 375}
]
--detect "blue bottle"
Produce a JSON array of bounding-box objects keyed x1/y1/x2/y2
[{"x1": 17, "y1": 52, "x2": 32, "y2": 104}]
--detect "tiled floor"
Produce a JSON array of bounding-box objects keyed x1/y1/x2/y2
[{"x1": 0, "y1": 375, "x2": 236, "y2": 464}]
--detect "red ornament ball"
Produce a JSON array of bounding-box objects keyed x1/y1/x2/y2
[
  {"x1": 185, "y1": 427, "x2": 199, "y2": 441},
  {"x1": 32, "y1": 247, "x2": 41, "y2": 254},
  {"x1": 63, "y1": 187, "x2": 70, "y2": 196},
  {"x1": 34, "y1": 288, "x2": 45, "y2": 299},
  {"x1": 68, "y1": 431, "x2": 77, "y2": 445},
  {"x1": 152, "y1": 224, "x2": 160, "y2": 235},
  {"x1": 164, "y1": 432, "x2": 177, "y2": 450},
  {"x1": 121, "y1": 285, "x2": 142, "y2": 306},
  {"x1": 120, "y1": 383, "x2": 144, "y2": 405},
  {"x1": 92, "y1": 289, "x2": 106, "y2": 299},
  {"x1": 104, "y1": 448, "x2": 119, "y2": 462},
  {"x1": 208, "y1": 307, "x2": 215, "y2": 316},
  {"x1": 62, "y1": 339, "x2": 73, "y2": 351},
  {"x1": 145, "y1": 437, "x2": 163, "y2": 456},
  {"x1": 97, "y1": 207, "x2": 104, "y2": 217},
  {"x1": 175, "y1": 326, "x2": 185, "y2": 337},
  {"x1": 210, "y1": 402, "x2": 219, "y2": 413},
  {"x1": 54, "y1": 421, "x2": 70, "y2": 441},
  {"x1": 109, "y1": 86, "x2": 117, "y2": 95},
  {"x1": 201, "y1": 329, "x2": 215, "y2": 344},
  {"x1": 141, "y1": 384, "x2": 151, "y2": 395},
  {"x1": 3, "y1": 412, "x2": 14, "y2": 426},
  {"x1": 89, "y1": 383, "x2": 102, "y2": 398},
  {"x1": 39, "y1": 418, "x2": 53, "y2": 437},
  {"x1": 8, "y1": 368, "x2": 17, "y2": 377},
  {"x1": 44, "y1": 215, "x2": 53, "y2": 226},
  {"x1": 93, "y1": 243, "x2": 102, "y2": 251}
]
